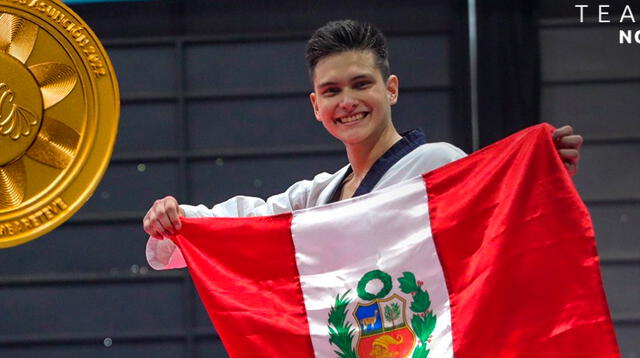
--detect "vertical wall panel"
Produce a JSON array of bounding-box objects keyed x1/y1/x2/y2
[
  {"x1": 186, "y1": 97, "x2": 328, "y2": 150},
  {"x1": 108, "y1": 46, "x2": 177, "y2": 96},
  {"x1": 541, "y1": 26, "x2": 640, "y2": 81},
  {"x1": 389, "y1": 35, "x2": 451, "y2": 87},
  {"x1": 195, "y1": 338, "x2": 229, "y2": 358},
  {"x1": 184, "y1": 41, "x2": 308, "y2": 93},
  {"x1": 115, "y1": 102, "x2": 178, "y2": 155},
  {"x1": 601, "y1": 264, "x2": 640, "y2": 318},
  {"x1": 0, "y1": 342, "x2": 185, "y2": 358},
  {"x1": 615, "y1": 324, "x2": 640, "y2": 355},
  {"x1": 572, "y1": 143, "x2": 640, "y2": 201},
  {"x1": 0, "y1": 282, "x2": 183, "y2": 335},
  {"x1": 0, "y1": 223, "x2": 148, "y2": 275},
  {"x1": 589, "y1": 203, "x2": 640, "y2": 260},
  {"x1": 392, "y1": 91, "x2": 453, "y2": 142},
  {"x1": 82, "y1": 162, "x2": 180, "y2": 213},
  {"x1": 541, "y1": 83, "x2": 640, "y2": 139}
]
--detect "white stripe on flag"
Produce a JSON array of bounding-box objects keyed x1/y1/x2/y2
[{"x1": 291, "y1": 176, "x2": 453, "y2": 357}]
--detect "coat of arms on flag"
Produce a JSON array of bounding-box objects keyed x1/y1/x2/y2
[{"x1": 328, "y1": 270, "x2": 436, "y2": 358}]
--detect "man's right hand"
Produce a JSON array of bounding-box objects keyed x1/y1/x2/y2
[{"x1": 143, "y1": 196, "x2": 185, "y2": 239}]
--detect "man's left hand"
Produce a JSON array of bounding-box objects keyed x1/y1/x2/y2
[{"x1": 552, "y1": 125, "x2": 583, "y2": 176}]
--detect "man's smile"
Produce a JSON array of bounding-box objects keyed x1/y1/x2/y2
[{"x1": 336, "y1": 111, "x2": 369, "y2": 124}]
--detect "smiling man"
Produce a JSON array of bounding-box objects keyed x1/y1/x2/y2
[
  {"x1": 309, "y1": 49, "x2": 404, "y2": 201},
  {"x1": 143, "y1": 20, "x2": 582, "y2": 269}
]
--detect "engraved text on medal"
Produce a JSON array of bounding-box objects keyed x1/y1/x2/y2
[{"x1": 0, "y1": 197, "x2": 68, "y2": 237}]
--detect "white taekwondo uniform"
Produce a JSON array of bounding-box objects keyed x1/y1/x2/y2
[{"x1": 147, "y1": 130, "x2": 466, "y2": 270}]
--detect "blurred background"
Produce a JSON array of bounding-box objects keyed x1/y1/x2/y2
[{"x1": 0, "y1": 0, "x2": 638, "y2": 356}]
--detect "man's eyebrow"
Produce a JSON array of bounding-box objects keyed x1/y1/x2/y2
[
  {"x1": 317, "y1": 80, "x2": 338, "y2": 88},
  {"x1": 350, "y1": 74, "x2": 372, "y2": 81}
]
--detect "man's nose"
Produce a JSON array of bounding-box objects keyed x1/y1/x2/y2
[{"x1": 339, "y1": 96, "x2": 358, "y2": 111}]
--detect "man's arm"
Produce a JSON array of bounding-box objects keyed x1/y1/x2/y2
[
  {"x1": 142, "y1": 168, "x2": 341, "y2": 240},
  {"x1": 143, "y1": 192, "x2": 302, "y2": 240},
  {"x1": 142, "y1": 193, "x2": 303, "y2": 270},
  {"x1": 142, "y1": 171, "x2": 340, "y2": 270}
]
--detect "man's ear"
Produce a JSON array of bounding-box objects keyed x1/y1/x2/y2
[
  {"x1": 309, "y1": 92, "x2": 321, "y2": 121},
  {"x1": 387, "y1": 75, "x2": 399, "y2": 105}
]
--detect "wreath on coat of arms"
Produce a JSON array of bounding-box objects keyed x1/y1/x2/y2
[{"x1": 328, "y1": 270, "x2": 436, "y2": 358}]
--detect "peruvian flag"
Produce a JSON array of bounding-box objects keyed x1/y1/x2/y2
[{"x1": 168, "y1": 124, "x2": 619, "y2": 357}]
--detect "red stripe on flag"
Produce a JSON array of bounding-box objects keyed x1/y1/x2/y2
[
  {"x1": 424, "y1": 124, "x2": 620, "y2": 357},
  {"x1": 172, "y1": 214, "x2": 315, "y2": 358}
]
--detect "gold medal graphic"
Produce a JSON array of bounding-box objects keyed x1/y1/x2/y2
[{"x1": 0, "y1": 0, "x2": 119, "y2": 248}]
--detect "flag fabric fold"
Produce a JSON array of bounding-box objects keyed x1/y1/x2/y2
[{"x1": 170, "y1": 123, "x2": 619, "y2": 358}]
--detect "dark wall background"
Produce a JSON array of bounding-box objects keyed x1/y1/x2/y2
[
  {"x1": 0, "y1": 0, "x2": 637, "y2": 357},
  {"x1": 539, "y1": 1, "x2": 640, "y2": 354}
]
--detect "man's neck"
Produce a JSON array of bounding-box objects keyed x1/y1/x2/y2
[{"x1": 345, "y1": 126, "x2": 402, "y2": 182}]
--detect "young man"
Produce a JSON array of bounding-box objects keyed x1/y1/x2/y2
[{"x1": 143, "y1": 20, "x2": 582, "y2": 269}]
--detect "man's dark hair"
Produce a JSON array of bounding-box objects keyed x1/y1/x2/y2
[{"x1": 305, "y1": 19, "x2": 390, "y2": 81}]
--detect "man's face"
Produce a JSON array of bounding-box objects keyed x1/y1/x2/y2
[{"x1": 309, "y1": 50, "x2": 398, "y2": 146}]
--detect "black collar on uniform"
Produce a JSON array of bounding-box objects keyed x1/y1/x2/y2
[{"x1": 329, "y1": 129, "x2": 427, "y2": 202}]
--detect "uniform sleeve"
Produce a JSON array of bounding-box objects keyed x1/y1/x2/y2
[
  {"x1": 441, "y1": 142, "x2": 467, "y2": 161},
  {"x1": 146, "y1": 176, "x2": 322, "y2": 270}
]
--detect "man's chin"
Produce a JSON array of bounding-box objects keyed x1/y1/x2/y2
[{"x1": 335, "y1": 132, "x2": 369, "y2": 146}]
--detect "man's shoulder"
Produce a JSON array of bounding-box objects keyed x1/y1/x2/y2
[
  {"x1": 305, "y1": 164, "x2": 350, "y2": 185},
  {"x1": 407, "y1": 142, "x2": 467, "y2": 164},
  {"x1": 287, "y1": 164, "x2": 349, "y2": 194},
  {"x1": 376, "y1": 142, "x2": 467, "y2": 189},
  {"x1": 281, "y1": 164, "x2": 349, "y2": 209}
]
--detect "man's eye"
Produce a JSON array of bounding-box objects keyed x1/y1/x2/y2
[
  {"x1": 324, "y1": 88, "x2": 339, "y2": 96},
  {"x1": 354, "y1": 81, "x2": 371, "y2": 89}
]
